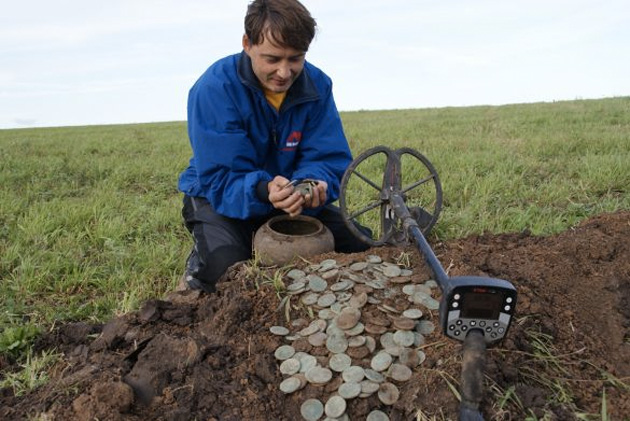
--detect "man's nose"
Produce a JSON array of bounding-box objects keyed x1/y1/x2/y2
[{"x1": 277, "y1": 62, "x2": 290, "y2": 78}]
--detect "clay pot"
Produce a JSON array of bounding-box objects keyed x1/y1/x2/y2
[{"x1": 253, "y1": 215, "x2": 335, "y2": 266}]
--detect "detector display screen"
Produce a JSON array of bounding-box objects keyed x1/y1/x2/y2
[{"x1": 460, "y1": 291, "x2": 503, "y2": 320}]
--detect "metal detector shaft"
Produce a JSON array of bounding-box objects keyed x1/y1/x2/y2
[{"x1": 390, "y1": 194, "x2": 450, "y2": 289}]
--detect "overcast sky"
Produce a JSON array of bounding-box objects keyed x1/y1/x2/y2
[{"x1": 1, "y1": 0, "x2": 629, "y2": 129}]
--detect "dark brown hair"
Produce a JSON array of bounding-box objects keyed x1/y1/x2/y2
[{"x1": 244, "y1": 0, "x2": 316, "y2": 52}]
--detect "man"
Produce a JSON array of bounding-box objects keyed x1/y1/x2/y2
[{"x1": 178, "y1": 0, "x2": 370, "y2": 293}]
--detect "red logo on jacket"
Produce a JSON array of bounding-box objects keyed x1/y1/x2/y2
[{"x1": 282, "y1": 131, "x2": 302, "y2": 151}]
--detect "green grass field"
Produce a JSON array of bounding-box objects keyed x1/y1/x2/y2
[{"x1": 1, "y1": 97, "x2": 629, "y2": 333}]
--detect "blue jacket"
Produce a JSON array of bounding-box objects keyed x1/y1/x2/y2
[{"x1": 178, "y1": 51, "x2": 352, "y2": 220}]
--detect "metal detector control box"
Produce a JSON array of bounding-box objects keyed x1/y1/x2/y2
[{"x1": 440, "y1": 276, "x2": 517, "y2": 344}]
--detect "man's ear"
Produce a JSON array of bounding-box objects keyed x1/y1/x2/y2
[{"x1": 242, "y1": 34, "x2": 251, "y2": 53}]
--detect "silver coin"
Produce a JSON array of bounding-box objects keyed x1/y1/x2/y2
[
  {"x1": 344, "y1": 322, "x2": 365, "y2": 337},
  {"x1": 409, "y1": 291, "x2": 432, "y2": 304},
  {"x1": 367, "y1": 409, "x2": 390, "y2": 421},
  {"x1": 308, "y1": 275, "x2": 328, "y2": 292},
  {"x1": 378, "y1": 382, "x2": 400, "y2": 405},
  {"x1": 425, "y1": 280, "x2": 438, "y2": 288},
  {"x1": 295, "y1": 353, "x2": 318, "y2": 373},
  {"x1": 370, "y1": 351, "x2": 393, "y2": 372},
  {"x1": 414, "y1": 332, "x2": 426, "y2": 347},
  {"x1": 380, "y1": 332, "x2": 396, "y2": 349},
  {"x1": 318, "y1": 308, "x2": 336, "y2": 320},
  {"x1": 402, "y1": 308, "x2": 423, "y2": 319},
  {"x1": 326, "y1": 322, "x2": 344, "y2": 337},
  {"x1": 364, "y1": 368, "x2": 385, "y2": 383},
  {"x1": 402, "y1": 284, "x2": 431, "y2": 296},
  {"x1": 366, "y1": 255, "x2": 382, "y2": 264},
  {"x1": 417, "y1": 350, "x2": 427, "y2": 364},
  {"x1": 342, "y1": 365, "x2": 365, "y2": 383},
  {"x1": 330, "y1": 302, "x2": 345, "y2": 314},
  {"x1": 366, "y1": 280, "x2": 385, "y2": 290},
  {"x1": 348, "y1": 335, "x2": 367, "y2": 348},
  {"x1": 381, "y1": 304, "x2": 400, "y2": 314},
  {"x1": 365, "y1": 336, "x2": 377, "y2": 353},
  {"x1": 280, "y1": 358, "x2": 301, "y2": 375},
  {"x1": 417, "y1": 320, "x2": 436, "y2": 335},
  {"x1": 329, "y1": 353, "x2": 352, "y2": 372},
  {"x1": 299, "y1": 320, "x2": 324, "y2": 336},
  {"x1": 301, "y1": 399, "x2": 324, "y2": 421},
  {"x1": 306, "y1": 366, "x2": 333, "y2": 384},
  {"x1": 336, "y1": 307, "x2": 361, "y2": 330},
  {"x1": 400, "y1": 269, "x2": 413, "y2": 277},
  {"x1": 368, "y1": 296, "x2": 382, "y2": 305},
  {"x1": 325, "y1": 395, "x2": 347, "y2": 419},
  {"x1": 338, "y1": 382, "x2": 362, "y2": 399},
  {"x1": 399, "y1": 348, "x2": 420, "y2": 367},
  {"x1": 301, "y1": 292, "x2": 320, "y2": 306},
  {"x1": 279, "y1": 376, "x2": 302, "y2": 394},
  {"x1": 360, "y1": 379, "x2": 380, "y2": 395},
  {"x1": 424, "y1": 297, "x2": 440, "y2": 310},
  {"x1": 382, "y1": 265, "x2": 402, "y2": 278},
  {"x1": 287, "y1": 280, "x2": 306, "y2": 292},
  {"x1": 287, "y1": 269, "x2": 307, "y2": 280},
  {"x1": 274, "y1": 345, "x2": 295, "y2": 361},
  {"x1": 317, "y1": 293, "x2": 337, "y2": 308},
  {"x1": 319, "y1": 259, "x2": 338, "y2": 270},
  {"x1": 321, "y1": 268, "x2": 340, "y2": 280},
  {"x1": 349, "y1": 292, "x2": 368, "y2": 309},
  {"x1": 326, "y1": 333, "x2": 349, "y2": 354},
  {"x1": 383, "y1": 345, "x2": 403, "y2": 357},
  {"x1": 336, "y1": 292, "x2": 353, "y2": 303},
  {"x1": 269, "y1": 325, "x2": 290, "y2": 336},
  {"x1": 330, "y1": 280, "x2": 351, "y2": 292},
  {"x1": 393, "y1": 330, "x2": 415, "y2": 347},
  {"x1": 350, "y1": 262, "x2": 368, "y2": 271},
  {"x1": 308, "y1": 332, "x2": 328, "y2": 347},
  {"x1": 388, "y1": 363, "x2": 413, "y2": 382}
]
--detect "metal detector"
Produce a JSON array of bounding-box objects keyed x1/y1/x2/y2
[{"x1": 339, "y1": 146, "x2": 517, "y2": 420}]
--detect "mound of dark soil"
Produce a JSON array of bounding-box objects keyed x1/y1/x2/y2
[{"x1": 1, "y1": 211, "x2": 629, "y2": 420}]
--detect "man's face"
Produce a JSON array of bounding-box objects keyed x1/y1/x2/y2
[{"x1": 243, "y1": 34, "x2": 306, "y2": 93}]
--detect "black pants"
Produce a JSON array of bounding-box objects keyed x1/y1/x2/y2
[{"x1": 182, "y1": 195, "x2": 371, "y2": 292}]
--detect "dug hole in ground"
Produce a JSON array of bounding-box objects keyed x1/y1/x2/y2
[{"x1": 1, "y1": 211, "x2": 629, "y2": 420}]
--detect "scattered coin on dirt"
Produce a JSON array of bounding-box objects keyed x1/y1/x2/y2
[
  {"x1": 402, "y1": 308, "x2": 423, "y2": 319},
  {"x1": 367, "y1": 409, "x2": 390, "y2": 421},
  {"x1": 279, "y1": 358, "x2": 301, "y2": 375},
  {"x1": 337, "y1": 307, "x2": 362, "y2": 329},
  {"x1": 279, "y1": 376, "x2": 302, "y2": 393},
  {"x1": 388, "y1": 363, "x2": 413, "y2": 382},
  {"x1": 301, "y1": 398, "x2": 324, "y2": 421},
  {"x1": 338, "y1": 382, "x2": 362, "y2": 399},
  {"x1": 342, "y1": 366, "x2": 365, "y2": 383},
  {"x1": 350, "y1": 262, "x2": 368, "y2": 271},
  {"x1": 274, "y1": 345, "x2": 295, "y2": 361},
  {"x1": 416, "y1": 320, "x2": 436, "y2": 335},
  {"x1": 393, "y1": 330, "x2": 415, "y2": 347},
  {"x1": 324, "y1": 395, "x2": 347, "y2": 418},
  {"x1": 270, "y1": 326, "x2": 290, "y2": 336},
  {"x1": 305, "y1": 366, "x2": 333, "y2": 384},
  {"x1": 370, "y1": 351, "x2": 393, "y2": 372},
  {"x1": 364, "y1": 368, "x2": 386, "y2": 383},
  {"x1": 329, "y1": 353, "x2": 352, "y2": 372},
  {"x1": 378, "y1": 382, "x2": 400, "y2": 405}
]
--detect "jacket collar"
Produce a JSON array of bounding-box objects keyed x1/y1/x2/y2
[{"x1": 237, "y1": 51, "x2": 319, "y2": 109}]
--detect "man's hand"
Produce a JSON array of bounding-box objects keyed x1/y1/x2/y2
[
  {"x1": 301, "y1": 180, "x2": 327, "y2": 209},
  {"x1": 268, "y1": 176, "x2": 304, "y2": 217}
]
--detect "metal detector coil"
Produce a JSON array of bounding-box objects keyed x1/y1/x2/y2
[{"x1": 340, "y1": 146, "x2": 517, "y2": 345}]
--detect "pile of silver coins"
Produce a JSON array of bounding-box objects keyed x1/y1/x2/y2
[{"x1": 269, "y1": 255, "x2": 439, "y2": 421}]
